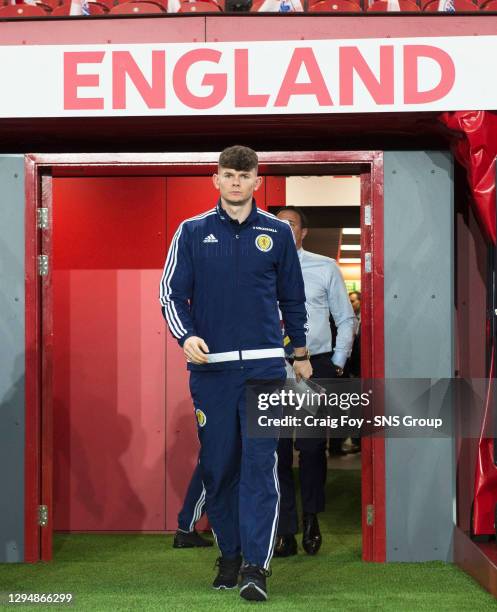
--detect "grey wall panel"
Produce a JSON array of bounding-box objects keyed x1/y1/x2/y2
[
  {"x1": 0, "y1": 155, "x2": 25, "y2": 563},
  {"x1": 384, "y1": 151, "x2": 455, "y2": 562}
]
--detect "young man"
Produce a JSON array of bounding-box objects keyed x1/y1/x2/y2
[
  {"x1": 159, "y1": 146, "x2": 311, "y2": 602},
  {"x1": 274, "y1": 206, "x2": 355, "y2": 557}
]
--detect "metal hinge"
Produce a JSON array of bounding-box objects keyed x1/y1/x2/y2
[
  {"x1": 366, "y1": 504, "x2": 374, "y2": 526},
  {"x1": 37, "y1": 208, "x2": 49, "y2": 230},
  {"x1": 38, "y1": 255, "x2": 49, "y2": 276},
  {"x1": 364, "y1": 205, "x2": 372, "y2": 226},
  {"x1": 365, "y1": 253, "x2": 372, "y2": 273},
  {"x1": 38, "y1": 505, "x2": 48, "y2": 527}
]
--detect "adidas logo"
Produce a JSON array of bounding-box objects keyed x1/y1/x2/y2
[{"x1": 203, "y1": 234, "x2": 218, "y2": 243}]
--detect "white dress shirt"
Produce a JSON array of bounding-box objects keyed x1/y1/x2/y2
[
  {"x1": 298, "y1": 248, "x2": 355, "y2": 368},
  {"x1": 353, "y1": 313, "x2": 361, "y2": 337}
]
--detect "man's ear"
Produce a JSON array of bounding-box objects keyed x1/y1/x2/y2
[
  {"x1": 254, "y1": 176, "x2": 263, "y2": 191},
  {"x1": 212, "y1": 174, "x2": 220, "y2": 190},
  {"x1": 302, "y1": 228, "x2": 308, "y2": 241}
]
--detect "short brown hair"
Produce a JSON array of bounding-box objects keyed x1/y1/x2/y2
[{"x1": 219, "y1": 146, "x2": 258, "y2": 172}]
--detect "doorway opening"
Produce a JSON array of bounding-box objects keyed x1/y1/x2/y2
[{"x1": 24, "y1": 152, "x2": 384, "y2": 563}]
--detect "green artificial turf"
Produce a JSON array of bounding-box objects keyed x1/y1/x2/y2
[{"x1": 1, "y1": 470, "x2": 496, "y2": 611}]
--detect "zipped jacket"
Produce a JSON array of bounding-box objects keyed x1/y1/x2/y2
[{"x1": 160, "y1": 200, "x2": 307, "y2": 370}]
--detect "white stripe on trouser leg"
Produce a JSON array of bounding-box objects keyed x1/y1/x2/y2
[
  {"x1": 189, "y1": 485, "x2": 206, "y2": 532},
  {"x1": 211, "y1": 528, "x2": 219, "y2": 549},
  {"x1": 263, "y1": 451, "x2": 280, "y2": 570}
]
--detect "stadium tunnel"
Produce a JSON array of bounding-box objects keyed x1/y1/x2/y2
[{"x1": 0, "y1": 12, "x2": 497, "y2": 599}]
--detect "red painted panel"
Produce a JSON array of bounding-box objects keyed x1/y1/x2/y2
[
  {"x1": 53, "y1": 177, "x2": 166, "y2": 269},
  {"x1": 0, "y1": 16, "x2": 495, "y2": 48},
  {"x1": 24, "y1": 156, "x2": 41, "y2": 562},
  {"x1": 165, "y1": 176, "x2": 219, "y2": 243},
  {"x1": 0, "y1": 17, "x2": 206, "y2": 45},
  {"x1": 205, "y1": 15, "x2": 497, "y2": 43},
  {"x1": 41, "y1": 176, "x2": 54, "y2": 560},
  {"x1": 264, "y1": 176, "x2": 286, "y2": 207},
  {"x1": 370, "y1": 154, "x2": 386, "y2": 561},
  {"x1": 52, "y1": 177, "x2": 166, "y2": 531}
]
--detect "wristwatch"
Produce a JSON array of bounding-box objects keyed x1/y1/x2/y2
[
  {"x1": 293, "y1": 349, "x2": 310, "y2": 362},
  {"x1": 333, "y1": 364, "x2": 344, "y2": 377}
]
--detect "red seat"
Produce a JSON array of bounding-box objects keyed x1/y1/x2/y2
[
  {"x1": 178, "y1": 0, "x2": 221, "y2": 9},
  {"x1": 481, "y1": 0, "x2": 497, "y2": 8},
  {"x1": 52, "y1": 0, "x2": 109, "y2": 13},
  {"x1": 109, "y1": 0, "x2": 164, "y2": 11},
  {"x1": 36, "y1": 0, "x2": 63, "y2": 8},
  {"x1": 92, "y1": 0, "x2": 115, "y2": 7},
  {"x1": 87, "y1": 1, "x2": 109, "y2": 12},
  {"x1": 423, "y1": 0, "x2": 477, "y2": 9},
  {"x1": 199, "y1": 0, "x2": 222, "y2": 8},
  {"x1": 309, "y1": 0, "x2": 360, "y2": 5},
  {"x1": 0, "y1": 3, "x2": 48, "y2": 15},
  {"x1": 51, "y1": 3, "x2": 71, "y2": 13},
  {"x1": 36, "y1": 1, "x2": 54, "y2": 10},
  {"x1": 309, "y1": 0, "x2": 362, "y2": 10},
  {"x1": 367, "y1": 0, "x2": 420, "y2": 10}
]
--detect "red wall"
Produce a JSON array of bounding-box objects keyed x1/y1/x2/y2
[
  {"x1": 52, "y1": 174, "x2": 277, "y2": 532},
  {"x1": 53, "y1": 177, "x2": 168, "y2": 531}
]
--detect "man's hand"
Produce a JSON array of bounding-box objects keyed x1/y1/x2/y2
[
  {"x1": 293, "y1": 360, "x2": 313, "y2": 382},
  {"x1": 183, "y1": 336, "x2": 210, "y2": 365}
]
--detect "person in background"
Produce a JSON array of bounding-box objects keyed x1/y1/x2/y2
[
  {"x1": 274, "y1": 206, "x2": 355, "y2": 557},
  {"x1": 348, "y1": 291, "x2": 361, "y2": 379},
  {"x1": 340, "y1": 291, "x2": 362, "y2": 454},
  {"x1": 257, "y1": 0, "x2": 303, "y2": 11},
  {"x1": 172, "y1": 462, "x2": 212, "y2": 549}
]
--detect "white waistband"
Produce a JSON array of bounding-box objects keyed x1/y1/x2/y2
[
  {"x1": 242, "y1": 348, "x2": 285, "y2": 360},
  {"x1": 206, "y1": 348, "x2": 285, "y2": 364}
]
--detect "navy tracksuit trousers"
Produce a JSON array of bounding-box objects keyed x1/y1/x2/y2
[{"x1": 186, "y1": 364, "x2": 285, "y2": 569}]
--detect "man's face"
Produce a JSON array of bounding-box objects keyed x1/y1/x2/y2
[
  {"x1": 277, "y1": 209, "x2": 307, "y2": 250},
  {"x1": 350, "y1": 293, "x2": 361, "y2": 314},
  {"x1": 213, "y1": 166, "x2": 262, "y2": 207}
]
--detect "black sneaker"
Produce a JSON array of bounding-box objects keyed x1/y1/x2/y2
[
  {"x1": 239, "y1": 564, "x2": 270, "y2": 602},
  {"x1": 173, "y1": 529, "x2": 213, "y2": 548},
  {"x1": 212, "y1": 555, "x2": 242, "y2": 590}
]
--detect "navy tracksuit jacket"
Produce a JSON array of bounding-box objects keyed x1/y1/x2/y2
[{"x1": 160, "y1": 200, "x2": 307, "y2": 568}]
